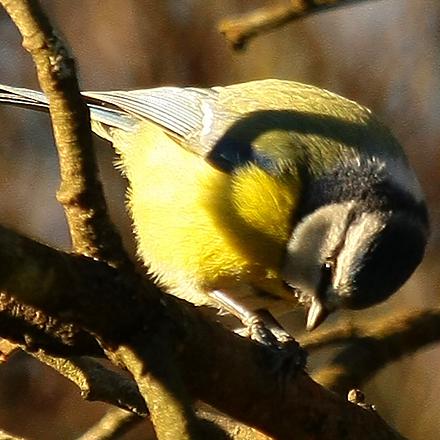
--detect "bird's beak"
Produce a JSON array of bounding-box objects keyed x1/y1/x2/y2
[{"x1": 306, "y1": 297, "x2": 328, "y2": 331}]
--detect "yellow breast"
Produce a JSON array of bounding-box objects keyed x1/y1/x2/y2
[{"x1": 117, "y1": 123, "x2": 300, "y2": 304}]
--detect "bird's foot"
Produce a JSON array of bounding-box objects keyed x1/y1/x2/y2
[
  {"x1": 210, "y1": 290, "x2": 307, "y2": 374},
  {"x1": 242, "y1": 310, "x2": 307, "y2": 374}
]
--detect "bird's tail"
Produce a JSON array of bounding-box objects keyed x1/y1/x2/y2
[
  {"x1": 0, "y1": 84, "x2": 136, "y2": 141},
  {"x1": 0, "y1": 85, "x2": 50, "y2": 111}
]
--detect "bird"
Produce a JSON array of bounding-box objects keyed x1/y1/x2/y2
[{"x1": 0, "y1": 79, "x2": 429, "y2": 342}]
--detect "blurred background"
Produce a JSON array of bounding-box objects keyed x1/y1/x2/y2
[{"x1": 0, "y1": 0, "x2": 438, "y2": 438}]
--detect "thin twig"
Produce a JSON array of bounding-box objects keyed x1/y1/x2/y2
[
  {"x1": 33, "y1": 351, "x2": 148, "y2": 416},
  {"x1": 115, "y1": 343, "x2": 205, "y2": 440},
  {"x1": 312, "y1": 308, "x2": 440, "y2": 393},
  {"x1": 76, "y1": 408, "x2": 142, "y2": 440},
  {"x1": 219, "y1": 0, "x2": 371, "y2": 50},
  {"x1": 0, "y1": 429, "x2": 26, "y2": 440},
  {"x1": 198, "y1": 407, "x2": 272, "y2": 440},
  {"x1": 0, "y1": 292, "x2": 102, "y2": 357},
  {"x1": 300, "y1": 320, "x2": 359, "y2": 351},
  {"x1": 0, "y1": 0, "x2": 131, "y2": 269}
]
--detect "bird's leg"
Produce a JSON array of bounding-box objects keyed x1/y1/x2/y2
[
  {"x1": 210, "y1": 290, "x2": 288, "y2": 345},
  {"x1": 210, "y1": 290, "x2": 302, "y2": 346},
  {"x1": 210, "y1": 290, "x2": 307, "y2": 372}
]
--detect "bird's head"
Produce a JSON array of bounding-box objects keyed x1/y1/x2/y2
[{"x1": 282, "y1": 201, "x2": 428, "y2": 330}]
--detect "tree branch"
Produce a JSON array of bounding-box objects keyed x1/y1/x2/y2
[
  {"x1": 0, "y1": 292, "x2": 101, "y2": 357},
  {"x1": 310, "y1": 309, "x2": 440, "y2": 393},
  {"x1": 33, "y1": 351, "x2": 148, "y2": 416},
  {"x1": 76, "y1": 408, "x2": 142, "y2": 440},
  {"x1": 115, "y1": 344, "x2": 206, "y2": 440},
  {"x1": 0, "y1": 224, "x2": 409, "y2": 439},
  {"x1": 0, "y1": 0, "x2": 130, "y2": 268},
  {"x1": 197, "y1": 407, "x2": 272, "y2": 440},
  {"x1": 219, "y1": 0, "x2": 371, "y2": 50},
  {"x1": 0, "y1": 2, "x2": 205, "y2": 439},
  {"x1": 0, "y1": 429, "x2": 27, "y2": 440}
]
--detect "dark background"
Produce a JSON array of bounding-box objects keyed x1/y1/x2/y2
[{"x1": 0, "y1": 1, "x2": 438, "y2": 438}]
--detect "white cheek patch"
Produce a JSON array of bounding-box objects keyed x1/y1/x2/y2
[
  {"x1": 321, "y1": 201, "x2": 355, "y2": 261},
  {"x1": 333, "y1": 211, "x2": 385, "y2": 295},
  {"x1": 284, "y1": 202, "x2": 355, "y2": 293}
]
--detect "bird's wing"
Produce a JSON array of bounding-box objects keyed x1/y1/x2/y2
[
  {"x1": 83, "y1": 87, "x2": 220, "y2": 143},
  {"x1": 0, "y1": 84, "x2": 282, "y2": 173},
  {"x1": 83, "y1": 88, "x2": 286, "y2": 174}
]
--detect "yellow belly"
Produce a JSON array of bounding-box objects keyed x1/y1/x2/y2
[{"x1": 118, "y1": 124, "x2": 299, "y2": 307}]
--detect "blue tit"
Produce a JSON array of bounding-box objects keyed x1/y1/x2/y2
[{"x1": 0, "y1": 79, "x2": 429, "y2": 334}]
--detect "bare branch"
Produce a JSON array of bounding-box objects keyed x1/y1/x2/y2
[
  {"x1": 311, "y1": 308, "x2": 440, "y2": 393},
  {"x1": 0, "y1": 0, "x2": 130, "y2": 268},
  {"x1": 197, "y1": 407, "x2": 272, "y2": 440},
  {"x1": 0, "y1": 429, "x2": 27, "y2": 440},
  {"x1": 0, "y1": 291, "x2": 101, "y2": 357},
  {"x1": 115, "y1": 344, "x2": 206, "y2": 440},
  {"x1": 300, "y1": 321, "x2": 358, "y2": 351},
  {"x1": 76, "y1": 408, "x2": 142, "y2": 440},
  {"x1": 0, "y1": 204, "x2": 201, "y2": 438},
  {"x1": 33, "y1": 351, "x2": 148, "y2": 416},
  {"x1": 0, "y1": 224, "x2": 409, "y2": 439},
  {"x1": 219, "y1": 0, "x2": 371, "y2": 50}
]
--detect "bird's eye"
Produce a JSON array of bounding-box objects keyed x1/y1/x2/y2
[{"x1": 317, "y1": 260, "x2": 334, "y2": 299}]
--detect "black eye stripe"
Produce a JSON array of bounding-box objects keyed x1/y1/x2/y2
[{"x1": 317, "y1": 261, "x2": 333, "y2": 300}]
